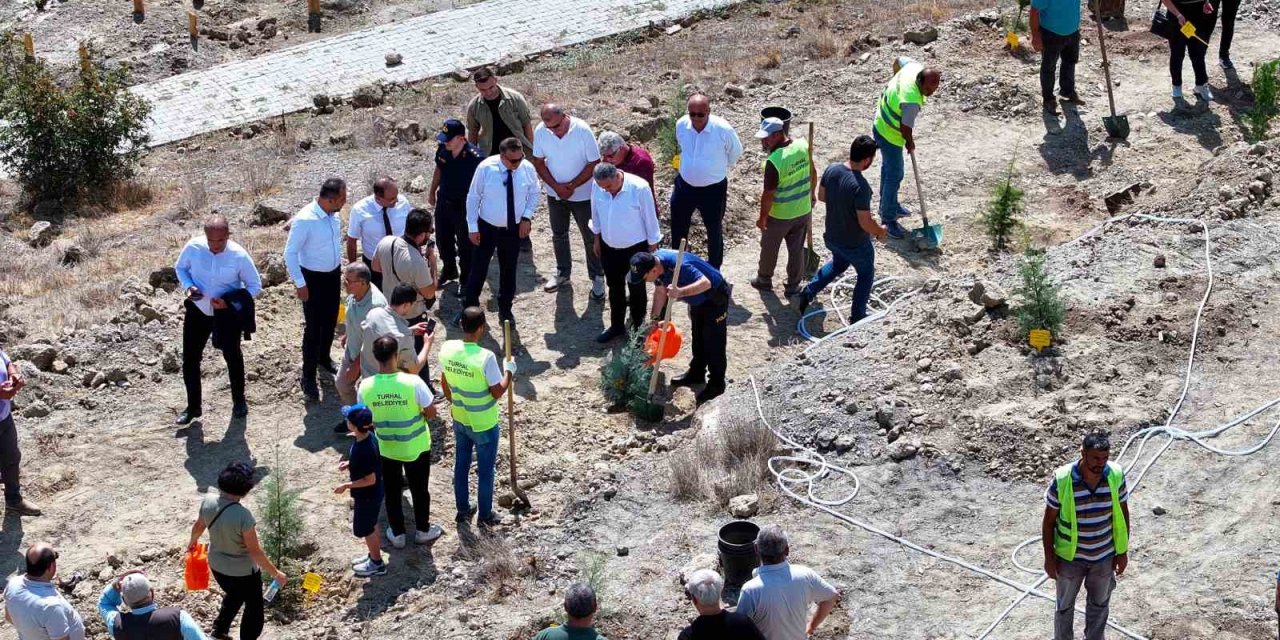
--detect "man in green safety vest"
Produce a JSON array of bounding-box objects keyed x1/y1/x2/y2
[
  {"x1": 358, "y1": 335, "x2": 442, "y2": 549},
  {"x1": 751, "y1": 116, "x2": 816, "y2": 298},
  {"x1": 872, "y1": 56, "x2": 942, "y2": 240},
  {"x1": 439, "y1": 307, "x2": 515, "y2": 529},
  {"x1": 1042, "y1": 431, "x2": 1131, "y2": 640}
]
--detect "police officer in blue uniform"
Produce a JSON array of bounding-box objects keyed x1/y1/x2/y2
[{"x1": 428, "y1": 119, "x2": 484, "y2": 294}]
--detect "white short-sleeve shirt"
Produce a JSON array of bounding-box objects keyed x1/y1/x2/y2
[{"x1": 533, "y1": 116, "x2": 600, "y2": 202}]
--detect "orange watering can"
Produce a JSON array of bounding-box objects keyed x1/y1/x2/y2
[
  {"x1": 644, "y1": 321, "x2": 682, "y2": 365},
  {"x1": 184, "y1": 543, "x2": 210, "y2": 591}
]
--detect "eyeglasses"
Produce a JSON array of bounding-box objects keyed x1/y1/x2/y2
[{"x1": 688, "y1": 111, "x2": 709, "y2": 118}]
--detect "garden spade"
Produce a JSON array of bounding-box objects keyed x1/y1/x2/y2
[
  {"x1": 907, "y1": 151, "x2": 943, "y2": 250},
  {"x1": 1093, "y1": 8, "x2": 1130, "y2": 139},
  {"x1": 803, "y1": 122, "x2": 821, "y2": 276},
  {"x1": 503, "y1": 320, "x2": 529, "y2": 509},
  {"x1": 636, "y1": 241, "x2": 687, "y2": 421}
]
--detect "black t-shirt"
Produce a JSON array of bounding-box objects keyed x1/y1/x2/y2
[
  {"x1": 677, "y1": 611, "x2": 767, "y2": 640},
  {"x1": 486, "y1": 97, "x2": 514, "y2": 156},
  {"x1": 347, "y1": 436, "x2": 383, "y2": 502},
  {"x1": 435, "y1": 142, "x2": 484, "y2": 203},
  {"x1": 820, "y1": 163, "x2": 873, "y2": 248}
]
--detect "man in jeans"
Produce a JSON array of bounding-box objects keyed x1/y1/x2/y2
[
  {"x1": 533, "y1": 104, "x2": 605, "y2": 298},
  {"x1": 871, "y1": 57, "x2": 942, "y2": 239},
  {"x1": 795, "y1": 136, "x2": 887, "y2": 321},
  {"x1": 1043, "y1": 431, "x2": 1131, "y2": 640},
  {"x1": 1031, "y1": 0, "x2": 1085, "y2": 116}
]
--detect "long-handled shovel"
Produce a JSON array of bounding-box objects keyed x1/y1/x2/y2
[
  {"x1": 636, "y1": 241, "x2": 687, "y2": 421},
  {"x1": 803, "y1": 121, "x2": 821, "y2": 276},
  {"x1": 907, "y1": 151, "x2": 943, "y2": 250},
  {"x1": 1093, "y1": 4, "x2": 1130, "y2": 139},
  {"x1": 503, "y1": 320, "x2": 529, "y2": 509}
]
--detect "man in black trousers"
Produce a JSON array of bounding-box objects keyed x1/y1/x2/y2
[
  {"x1": 429, "y1": 118, "x2": 484, "y2": 294},
  {"x1": 285, "y1": 178, "x2": 346, "y2": 400}
]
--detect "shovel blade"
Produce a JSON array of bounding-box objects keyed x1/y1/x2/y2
[
  {"x1": 1103, "y1": 115, "x2": 1130, "y2": 139},
  {"x1": 805, "y1": 247, "x2": 822, "y2": 275},
  {"x1": 910, "y1": 223, "x2": 944, "y2": 250}
]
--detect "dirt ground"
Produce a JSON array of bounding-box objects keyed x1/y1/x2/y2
[{"x1": 1, "y1": 0, "x2": 1279, "y2": 638}]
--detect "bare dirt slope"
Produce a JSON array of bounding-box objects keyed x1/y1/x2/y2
[{"x1": 0, "y1": 0, "x2": 1279, "y2": 639}]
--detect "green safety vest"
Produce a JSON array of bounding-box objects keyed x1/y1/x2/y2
[
  {"x1": 1053, "y1": 461, "x2": 1129, "y2": 562},
  {"x1": 440, "y1": 340, "x2": 499, "y2": 432},
  {"x1": 766, "y1": 139, "x2": 812, "y2": 220},
  {"x1": 360, "y1": 372, "x2": 430, "y2": 462},
  {"x1": 873, "y1": 62, "x2": 926, "y2": 148}
]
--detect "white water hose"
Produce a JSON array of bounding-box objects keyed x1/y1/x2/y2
[{"x1": 761, "y1": 213, "x2": 1280, "y2": 637}]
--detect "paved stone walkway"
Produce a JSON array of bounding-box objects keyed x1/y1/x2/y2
[{"x1": 135, "y1": 0, "x2": 736, "y2": 146}]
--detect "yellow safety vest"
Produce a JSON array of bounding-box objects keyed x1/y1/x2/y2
[
  {"x1": 1053, "y1": 461, "x2": 1129, "y2": 562},
  {"x1": 766, "y1": 139, "x2": 811, "y2": 220},
  {"x1": 873, "y1": 62, "x2": 926, "y2": 148},
  {"x1": 360, "y1": 372, "x2": 430, "y2": 462},
  {"x1": 440, "y1": 340, "x2": 499, "y2": 432}
]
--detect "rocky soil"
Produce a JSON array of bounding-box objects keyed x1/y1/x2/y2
[{"x1": 1, "y1": 0, "x2": 1279, "y2": 638}]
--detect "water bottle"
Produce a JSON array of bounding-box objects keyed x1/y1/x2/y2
[{"x1": 263, "y1": 578, "x2": 281, "y2": 604}]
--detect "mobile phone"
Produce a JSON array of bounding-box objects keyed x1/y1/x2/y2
[{"x1": 426, "y1": 318, "x2": 438, "y2": 335}]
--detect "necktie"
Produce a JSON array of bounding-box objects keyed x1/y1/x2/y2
[
  {"x1": 505, "y1": 169, "x2": 517, "y2": 229},
  {"x1": 381, "y1": 206, "x2": 393, "y2": 237}
]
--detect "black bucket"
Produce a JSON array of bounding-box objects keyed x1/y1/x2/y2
[
  {"x1": 760, "y1": 106, "x2": 793, "y2": 131},
  {"x1": 717, "y1": 520, "x2": 761, "y2": 588}
]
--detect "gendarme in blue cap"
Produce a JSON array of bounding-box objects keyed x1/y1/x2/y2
[
  {"x1": 341, "y1": 403, "x2": 374, "y2": 428},
  {"x1": 437, "y1": 118, "x2": 466, "y2": 143},
  {"x1": 627, "y1": 252, "x2": 657, "y2": 284}
]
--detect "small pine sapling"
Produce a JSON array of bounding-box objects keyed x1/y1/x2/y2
[
  {"x1": 1015, "y1": 249, "x2": 1066, "y2": 343},
  {"x1": 982, "y1": 157, "x2": 1024, "y2": 252}
]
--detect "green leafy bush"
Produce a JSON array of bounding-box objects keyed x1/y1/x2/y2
[
  {"x1": 0, "y1": 35, "x2": 151, "y2": 202},
  {"x1": 257, "y1": 449, "x2": 305, "y2": 566},
  {"x1": 1245, "y1": 58, "x2": 1279, "y2": 142},
  {"x1": 1015, "y1": 249, "x2": 1065, "y2": 342},
  {"x1": 599, "y1": 328, "x2": 657, "y2": 417},
  {"x1": 982, "y1": 158, "x2": 1024, "y2": 252}
]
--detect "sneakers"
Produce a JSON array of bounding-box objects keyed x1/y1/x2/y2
[
  {"x1": 456, "y1": 505, "x2": 478, "y2": 524},
  {"x1": 477, "y1": 515, "x2": 502, "y2": 529},
  {"x1": 6, "y1": 498, "x2": 41, "y2": 517},
  {"x1": 386, "y1": 529, "x2": 406, "y2": 549},
  {"x1": 428, "y1": 384, "x2": 446, "y2": 405},
  {"x1": 543, "y1": 274, "x2": 570, "y2": 293},
  {"x1": 590, "y1": 276, "x2": 607, "y2": 300},
  {"x1": 353, "y1": 557, "x2": 387, "y2": 577},
  {"x1": 884, "y1": 221, "x2": 907, "y2": 239},
  {"x1": 175, "y1": 408, "x2": 202, "y2": 425},
  {"x1": 1171, "y1": 85, "x2": 1184, "y2": 99},
  {"x1": 795, "y1": 289, "x2": 815, "y2": 315},
  {"x1": 415, "y1": 524, "x2": 444, "y2": 545},
  {"x1": 1194, "y1": 84, "x2": 1213, "y2": 100},
  {"x1": 1219, "y1": 58, "x2": 1234, "y2": 69},
  {"x1": 1059, "y1": 92, "x2": 1086, "y2": 106}
]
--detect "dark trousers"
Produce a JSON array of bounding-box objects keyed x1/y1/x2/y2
[
  {"x1": 0, "y1": 414, "x2": 22, "y2": 503},
  {"x1": 382, "y1": 450, "x2": 432, "y2": 535},
  {"x1": 361, "y1": 256, "x2": 382, "y2": 291},
  {"x1": 212, "y1": 569, "x2": 263, "y2": 640},
  {"x1": 601, "y1": 241, "x2": 649, "y2": 331},
  {"x1": 435, "y1": 198, "x2": 471, "y2": 282},
  {"x1": 548, "y1": 198, "x2": 603, "y2": 280},
  {"x1": 1218, "y1": 0, "x2": 1238, "y2": 59},
  {"x1": 670, "y1": 176, "x2": 728, "y2": 268},
  {"x1": 464, "y1": 220, "x2": 520, "y2": 318},
  {"x1": 182, "y1": 300, "x2": 245, "y2": 411},
  {"x1": 803, "y1": 240, "x2": 876, "y2": 323},
  {"x1": 300, "y1": 267, "x2": 341, "y2": 383},
  {"x1": 687, "y1": 291, "x2": 730, "y2": 387},
  {"x1": 1039, "y1": 28, "x2": 1080, "y2": 104},
  {"x1": 1054, "y1": 558, "x2": 1116, "y2": 640},
  {"x1": 1170, "y1": 4, "x2": 1218, "y2": 87}
]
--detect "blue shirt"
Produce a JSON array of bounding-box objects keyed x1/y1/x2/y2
[
  {"x1": 656, "y1": 249, "x2": 725, "y2": 307},
  {"x1": 1031, "y1": 0, "x2": 1081, "y2": 36},
  {"x1": 435, "y1": 143, "x2": 484, "y2": 202},
  {"x1": 0, "y1": 350, "x2": 11, "y2": 422},
  {"x1": 347, "y1": 435, "x2": 384, "y2": 503},
  {"x1": 98, "y1": 584, "x2": 207, "y2": 640}
]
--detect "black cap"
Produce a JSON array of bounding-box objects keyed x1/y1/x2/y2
[
  {"x1": 628, "y1": 252, "x2": 657, "y2": 284},
  {"x1": 436, "y1": 118, "x2": 466, "y2": 143}
]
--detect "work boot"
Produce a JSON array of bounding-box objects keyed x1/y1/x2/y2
[
  {"x1": 231, "y1": 401, "x2": 248, "y2": 419},
  {"x1": 748, "y1": 277, "x2": 772, "y2": 292},
  {"x1": 670, "y1": 371, "x2": 706, "y2": 388},
  {"x1": 175, "y1": 408, "x2": 202, "y2": 425},
  {"x1": 6, "y1": 497, "x2": 41, "y2": 517},
  {"x1": 696, "y1": 384, "x2": 726, "y2": 406}
]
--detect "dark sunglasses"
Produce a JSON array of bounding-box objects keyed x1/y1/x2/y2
[{"x1": 688, "y1": 111, "x2": 709, "y2": 118}]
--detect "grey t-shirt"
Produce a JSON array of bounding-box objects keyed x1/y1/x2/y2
[
  {"x1": 360, "y1": 307, "x2": 418, "y2": 378},
  {"x1": 199, "y1": 494, "x2": 257, "y2": 577},
  {"x1": 375, "y1": 235, "x2": 433, "y2": 319}
]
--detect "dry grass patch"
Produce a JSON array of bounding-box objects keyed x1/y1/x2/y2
[
  {"x1": 237, "y1": 155, "x2": 284, "y2": 199},
  {"x1": 756, "y1": 48, "x2": 782, "y2": 69},
  {"x1": 803, "y1": 31, "x2": 840, "y2": 59}
]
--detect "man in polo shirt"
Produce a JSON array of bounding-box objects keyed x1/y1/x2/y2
[
  {"x1": 671, "y1": 93, "x2": 743, "y2": 269},
  {"x1": 1042, "y1": 431, "x2": 1131, "y2": 640},
  {"x1": 736, "y1": 525, "x2": 840, "y2": 640},
  {"x1": 465, "y1": 67, "x2": 534, "y2": 157},
  {"x1": 428, "y1": 119, "x2": 484, "y2": 291},
  {"x1": 751, "y1": 117, "x2": 816, "y2": 298},
  {"x1": 590, "y1": 162, "x2": 659, "y2": 344},
  {"x1": 533, "y1": 103, "x2": 605, "y2": 298},
  {"x1": 631, "y1": 249, "x2": 731, "y2": 405},
  {"x1": 1030, "y1": 0, "x2": 1085, "y2": 116},
  {"x1": 5, "y1": 542, "x2": 86, "y2": 640},
  {"x1": 598, "y1": 131, "x2": 657, "y2": 208},
  {"x1": 347, "y1": 176, "x2": 412, "y2": 291},
  {"x1": 285, "y1": 178, "x2": 346, "y2": 400}
]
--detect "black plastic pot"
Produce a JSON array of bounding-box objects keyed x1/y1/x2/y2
[{"x1": 717, "y1": 520, "x2": 761, "y2": 588}]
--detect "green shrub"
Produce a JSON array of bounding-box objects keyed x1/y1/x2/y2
[
  {"x1": 257, "y1": 449, "x2": 305, "y2": 566},
  {"x1": 1004, "y1": 0, "x2": 1030, "y2": 32},
  {"x1": 1015, "y1": 249, "x2": 1065, "y2": 342},
  {"x1": 0, "y1": 35, "x2": 151, "y2": 202},
  {"x1": 1245, "y1": 58, "x2": 1279, "y2": 142},
  {"x1": 656, "y1": 84, "x2": 689, "y2": 164},
  {"x1": 599, "y1": 328, "x2": 657, "y2": 417},
  {"x1": 982, "y1": 158, "x2": 1024, "y2": 252}
]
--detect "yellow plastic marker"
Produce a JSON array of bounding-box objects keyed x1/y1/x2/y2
[
  {"x1": 337, "y1": 302, "x2": 346, "y2": 324},
  {"x1": 671, "y1": 154, "x2": 681, "y2": 171},
  {"x1": 188, "y1": 11, "x2": 198, "y2": 38},
  {"x1": 301, "y1": 572, "x2": 322, "y2": 593},
  {"x1": 22, "y1": 33, "x2": 34, "y2": 59},
  {"x1": 1180, "y1": 21, "x2": 1209, "y2": 45},
  {"x1": 1006, "y1": 31, "x2": 1020, "y2": 49},
  {"x1": 1028, "y1": 329, "x2": 1052, "y2": 352}
]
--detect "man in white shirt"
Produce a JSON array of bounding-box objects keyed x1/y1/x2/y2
[
  {"x1": 532, "y1": 104, "x2": 605, "y2": 298},
  {"x1": 736, "y1": 525, "x2": 840, "y2": 640},
  {"x1": 347, "y1": 176, "x2": 412, "y2": 291},
  {"x1": 5, "y1": 543, "x2": 86, "y2": 640},
  {"x1": 462, "y1": 137, "x2": 540, "y2": 328},
  {"x1": 174, "y1": 215, "x2": 263, "y2": 424},
  {"x1": 284, "y1": 178, "x2": 347, "y2": 400},
  {"x1": 672, "y1": 93, "x2": 744, "y2": 269},
  {"x1": 590, "y1": 163, "x2": 659, "y2": 344}
]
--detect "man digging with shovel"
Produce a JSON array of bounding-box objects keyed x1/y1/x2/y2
[{"x1": 872, "y1": 57, "x2": 942, "y2": 240}]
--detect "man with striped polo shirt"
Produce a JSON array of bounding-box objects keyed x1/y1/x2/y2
[{"x1": 1042, "y1": 431, "x2": 1131, "y2": 640}]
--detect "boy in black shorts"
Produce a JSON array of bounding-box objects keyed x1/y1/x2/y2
[{"x1": 335, "y1": 404, "x2": 386, "y2": 577}]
